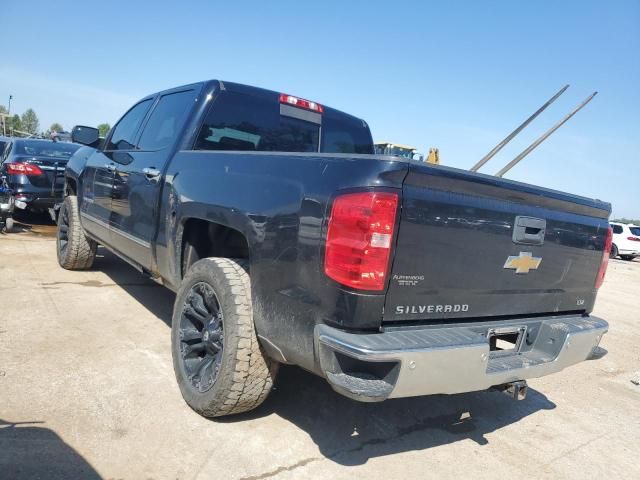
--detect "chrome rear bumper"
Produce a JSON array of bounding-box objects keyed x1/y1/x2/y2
[{"x1": 315, "y1": 315, "x2": 608, "y2": 402}]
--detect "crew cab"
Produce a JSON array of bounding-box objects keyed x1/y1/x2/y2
[{"x1": 58, "y1": 80, "x2": 612, "y2": 417}]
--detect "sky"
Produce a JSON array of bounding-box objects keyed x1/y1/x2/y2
[{"x1": 1, "y1": 0, "x2": 638, "y2": 218}]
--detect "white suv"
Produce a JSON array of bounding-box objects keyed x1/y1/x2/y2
[{"x1": 610, "y1": 222, "x2": 640, "y2": 260}]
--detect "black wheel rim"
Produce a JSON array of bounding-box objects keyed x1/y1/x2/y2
[
  {"x1": 57, "y1": 205, "x2": 69, "y2": 255},
  {"x1": 179, "y1": 282, "x2": 224, "y2": 392}
]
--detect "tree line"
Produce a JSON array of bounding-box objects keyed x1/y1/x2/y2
[{"x1": 0, "y1": 105, "x2": 110, "y2": 138}]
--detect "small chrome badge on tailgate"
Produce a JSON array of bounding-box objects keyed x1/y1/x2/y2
[{"x1": 504, "y1": 252, "x2": 542, "y2": 274}]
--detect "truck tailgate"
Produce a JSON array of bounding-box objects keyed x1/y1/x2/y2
[{"x1": 384, "y1": 163, "x2": 611, "y2": 323}]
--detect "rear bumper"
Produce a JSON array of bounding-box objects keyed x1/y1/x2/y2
[
  {"x1": 13, "y1": 191, "x2": 62, "y2": 210},
  {"x1": 315, "y1": 315, "x2": 608, "y2": 402}
]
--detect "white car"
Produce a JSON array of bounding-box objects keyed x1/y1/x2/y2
[{"x1": 610, "y1": 222, "x2": 640, "y2": 260}]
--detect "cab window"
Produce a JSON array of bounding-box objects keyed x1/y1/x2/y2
[{"x1": 106, "y1": 99, "x2": 153, "y2": 151}]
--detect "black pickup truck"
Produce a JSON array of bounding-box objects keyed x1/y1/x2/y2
[{"x1": 59, "y1": 80, "x2": 612, "y2": 417}]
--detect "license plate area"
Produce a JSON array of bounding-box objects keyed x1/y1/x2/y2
[{"x1": 487, "y1": 326, "x2": 526, "y2": 358}]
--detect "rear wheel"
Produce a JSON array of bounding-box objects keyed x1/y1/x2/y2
[
  {"x1": 171, "y1": 258, "x2": 278, "y2": 417},
  {"x1": 620, "y1": 255, "x2": 636, "y2": 261},
  {"x1": 57, "y1": 195, "x2": 97, "y2": 270},
  {"x1": 609, "y1": 243, "x2": 618, "y2": 259}
]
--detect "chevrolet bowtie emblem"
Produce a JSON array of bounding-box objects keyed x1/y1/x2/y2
[{"x1": 504, "y1": 252, "x2": 542, "y2": 274}]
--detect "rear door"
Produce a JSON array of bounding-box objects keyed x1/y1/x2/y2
[
  {"x1": 384, "y1": 163, "x2": 611, "y2": 323},
  {"x1": 109, "y1": 88, "x2": 198, "y2": 270},
  {"x1": 80, "y1": 99, "x2": 153, "y2": 243}
]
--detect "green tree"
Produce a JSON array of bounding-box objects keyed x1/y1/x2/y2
[
  {"x1": 21, "y1": 108, "x2": 39, "y2": 135},
  {"x1": 50, "y1": 122, "x2": 64, "y2": 133},
  {"x1": 10, "y1": 114, "x2": 22, "y2": 134},
  {"x1": 612, "y1": 218, "x2": 640, "y2": 225},
  {"x1": 0, "y1": 105, "x2": 7, "y2": 135},
  {"x1": 97, "y1": 123, "x2": 111, "y2": 137}
]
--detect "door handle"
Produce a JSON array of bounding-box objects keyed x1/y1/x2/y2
[
  {"x1": 105, "y1": 163, "x2": 116, "y2": 172},
  {"x1": 143, "y1": 167, "x2": 161, "y2": 180}
]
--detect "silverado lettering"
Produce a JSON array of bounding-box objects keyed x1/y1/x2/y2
[{"x1": 395, "y1": 304, "x2": 470, "y2": 314}]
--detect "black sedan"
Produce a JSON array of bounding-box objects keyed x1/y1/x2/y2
[{"x1": 0, "y1": 138, "x2": 80, "y2": 212}]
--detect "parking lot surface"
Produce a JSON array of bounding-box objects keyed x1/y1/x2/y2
[{"x1": 1, "y1": 224, "x2": 639, "y2": 479}]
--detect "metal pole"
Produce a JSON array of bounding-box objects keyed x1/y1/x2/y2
[
  {"x1": 8, "y1": 95, "x2": 12, "y2": 136},
  {"x1": 495, "y1": 91, "x2": 598, "y2": 178},
  {"x1": 470, "y1": 85, "x2": 570, "y2": 172}
]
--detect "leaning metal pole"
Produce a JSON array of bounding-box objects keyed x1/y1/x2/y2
[
  {"x1": 470, "y1": 85, "x2": 570, "y2": 172},
  {"x1": 495, "y1": 91, "x2": 598, "y2": 178}
]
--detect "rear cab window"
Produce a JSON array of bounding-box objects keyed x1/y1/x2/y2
[
  {"x1": 194, "y1": 89, "x2": 373, "y2": 154},
  {"x1": 629, "y1": 226, "x2": 640, "y2": 236}
]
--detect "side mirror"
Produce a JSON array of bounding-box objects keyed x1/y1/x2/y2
[{"x1": 71, "y1": 125, "x2": 100, "y2": 147}]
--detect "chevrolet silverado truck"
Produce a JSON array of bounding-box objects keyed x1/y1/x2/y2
[{"x1": 58, "y1": 80, "x2": 612, "y2": 417}]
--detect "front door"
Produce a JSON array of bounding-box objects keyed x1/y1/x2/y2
[
  {"x1": 80, "y1": 98, "x2": 154, "y2": 247},
  {"x1": 79, "y1": 149, "x2": 116, "y2": 243}
]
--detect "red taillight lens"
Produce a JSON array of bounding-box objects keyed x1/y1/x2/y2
[
  {"x1": 324, "y1": 191, "x2": 399, "y2": 291},
  {"x1": 595, "y1": 227, "x2": 613, "y2": 289},
  {"x1": 5, "y1": 162, "x2": 44, "y2": 176},
  {"x1": 627, "y1": 236, "x2": 640, "y2": 242},
  {"x1": 279, "y1": 93, "x2": 324, "y2": 113}
]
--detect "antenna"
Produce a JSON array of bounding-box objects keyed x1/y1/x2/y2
[
  {"x1": 470, "y1": 85, "x2": 570, "y2": 172},
  {"x1": 495, "y1": 91, "x2": 597, "y2": 177}
]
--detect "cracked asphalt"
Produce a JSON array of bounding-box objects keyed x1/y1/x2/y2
[{"x1": 1, "y1": 219, "x2": 639, "y2": 479}]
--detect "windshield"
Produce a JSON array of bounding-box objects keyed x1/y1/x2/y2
[
  {"x1": 16, "y1": 140, "x2": 80, "y2": 159},
  {"x1": 195, "y1": 91, "x2": 373, "y2": 154}
]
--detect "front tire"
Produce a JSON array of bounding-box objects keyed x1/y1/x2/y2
[
  {"x1": 56, "y1": 195, "x2": 97, "y2": 270},
  {"x1": 171, "y1": 258, "x2": 278, "y2": 418}
]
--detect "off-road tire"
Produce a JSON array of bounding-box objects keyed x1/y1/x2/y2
[
  {"x1": 609, "y1": 243, "x2": 618, "y2": 259},
  {"x1": 171, "y1": 258, "x2": 278, "y2": 417},
  {"x1": 56, "y1": 195, "x2": 97, "y2": 270}
]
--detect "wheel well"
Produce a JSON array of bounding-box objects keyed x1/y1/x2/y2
[
  {"x1": 181, "y1": 219, "x2": 250, "y2": 278},
  {"x1": 65, "y1": 177, "x2": 77, "y2": 196}
]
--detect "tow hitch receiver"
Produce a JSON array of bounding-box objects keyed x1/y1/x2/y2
[{"x1": 493, "y1": 380, "x2": 528, "y2": 400}]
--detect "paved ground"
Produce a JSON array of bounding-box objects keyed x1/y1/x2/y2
[{"x1": 1, "y1": 219, "x2": 639, "y2": 480}]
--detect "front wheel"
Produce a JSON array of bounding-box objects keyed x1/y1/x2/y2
[
  {"x1": 171, "y1": 258, "x2": 278, "y2": 417},
  {"x1": 609, "y1": 243, "x2": 618, "y2": 259},
  {"x1": 57, "y1": 195, "x2": 97, "y2": 270}
]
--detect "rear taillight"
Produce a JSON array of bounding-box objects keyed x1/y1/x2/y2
[
  {"x1": 324, "y1": 191, "x2": 399, "y2": 291},
  {"x1": 595, "y1": 227, "x2": 613, "y2": 289},
  {"x1": 279, "y1": 93, "x2": 324, "y2": 113},
  {"x1": 5, "y1": 162, "x2": 43, "y2": 176},
  {"x1": 627, "y1": 236, "x2": 640, "y2": 242}
]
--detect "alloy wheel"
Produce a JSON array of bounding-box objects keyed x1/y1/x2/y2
[{"x1": 178, "y1": 282, "x2": 224, "y2": 392}]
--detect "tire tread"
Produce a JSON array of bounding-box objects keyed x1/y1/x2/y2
[{"x1": 57, "y1": 196, "x2": 97, "y2": 270}]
